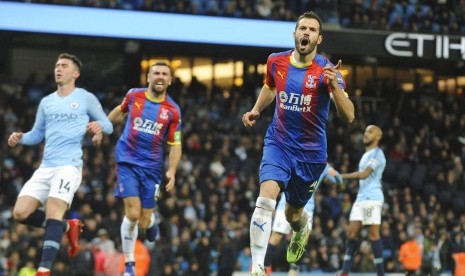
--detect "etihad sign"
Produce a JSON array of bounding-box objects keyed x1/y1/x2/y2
[{"x1": 385, "y1": 33, "x2": 465, "y2": 60}]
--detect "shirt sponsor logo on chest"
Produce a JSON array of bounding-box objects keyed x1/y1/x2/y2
[
  {"x1": 133, "y1": 117, "x2": 164, "y2": 135},
  {"x1": 278, "y1": 91, "x2": 312, "y2": 112}
]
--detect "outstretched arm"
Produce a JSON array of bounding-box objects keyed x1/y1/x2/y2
[
  {"x1": 8, "y1": 132, "x2": 24, "y2": 147},
  {"x1": 341, "y1": 166, "x2": 373, "y2": 180},
  {"x1": 242, "y1": 84, "x2": 276, "y2": 127},
  {"x1": 326, "y1": 166, "x2": 343, "y2": 184}
]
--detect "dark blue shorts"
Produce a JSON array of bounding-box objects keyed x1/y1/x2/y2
[
  {"x1": 114, "y1": 162, "x2": 162, "y2": 209},
  {"x1": 259, "y1": 143, "x2": 326, "y2": 209}
]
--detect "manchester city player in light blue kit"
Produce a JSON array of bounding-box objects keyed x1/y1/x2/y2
[
  {"x1": 339, "y1": 125, "x2": 386, "y2": 276},
  {"x1": 7, "y1": 53, "x2": 113, "y2": 276}
]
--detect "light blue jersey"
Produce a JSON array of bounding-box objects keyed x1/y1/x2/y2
[
  {"x1": 20, "y1": 88, "x2": 113, "y2": 167},
  {"x1": 355, "y1": 147, "x2": 386, "y2": 202}
]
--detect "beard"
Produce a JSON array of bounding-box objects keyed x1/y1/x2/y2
[
  {"x1": 150, "y1": 83, "x2": 166, "y2": 95},
  {"x1": 363, "y1": 139, "x2": 374, "y2": 147},
  {"x1": 294, "y1": 36, "x2": 317, "y2": 56}
]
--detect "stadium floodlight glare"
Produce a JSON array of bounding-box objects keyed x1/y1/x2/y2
[{"x1": 0, "y1": 2, "x2": 294, "y2": 49}]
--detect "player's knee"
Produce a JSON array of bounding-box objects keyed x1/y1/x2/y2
[
  {"x1": 12, "y1": 207, "x2": 29, "y2": 222},
  {"x1": 138, "y1": 215, "x2": 151, "y2": 229},
  {"x1": 347, "y1": 230, "x2": 359, "y2": 241},
  {"x1": 347, "y1": 234, "x2": 356, "y2": 241},
  {"x1": 368, "y1": 231, "x2": 380, "y2": 240},
  {"x1": 258, "y1": 180, "x2": 281, "y2": 199},
  {"x1": 269, "y1": 232, "x2": 283, "y2": 245},
  {"x1": 125, "y1": 209, "x2": 141, "y2": 222}
]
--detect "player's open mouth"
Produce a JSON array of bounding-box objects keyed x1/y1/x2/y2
[{"x1": 301, "y1": 38, "x2": 309, "y2": 46}]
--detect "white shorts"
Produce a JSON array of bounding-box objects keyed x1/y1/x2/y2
[
  {"x1": 272, "y1": 209, "x2": 314, "y2": 235},
  {"x1": 349, "y1": 200, "x2": 383, "y2": 225},
  {"x1": 18, "y1": 166, "x2": 82, "y2": 206}
]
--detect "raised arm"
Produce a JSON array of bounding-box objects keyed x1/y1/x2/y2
[{"x1": 324, "y1": 60, "x2": 355, "y2": 123}]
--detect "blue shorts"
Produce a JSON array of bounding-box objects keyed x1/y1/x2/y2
[
  {"x1": 114, "y1": 162, "x2": 162, "y2": 209},
  {"x1": 259, "y1": 143, "x2": 326, "y2": 209}
]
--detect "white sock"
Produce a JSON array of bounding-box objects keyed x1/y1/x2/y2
[
  {"x1": 250, "y1": 197, "x2": 276, "y2": 271},
  {"x1": 121, "y1": 216, "x2": 138, "y2": 263}
]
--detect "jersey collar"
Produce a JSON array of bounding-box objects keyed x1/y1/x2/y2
[
  {"x1": 290, "y1": 51, "x2": 313, "y2": 68},
  {"x1": 145, "y1": 91, "x2": 165, "y2": 103}
]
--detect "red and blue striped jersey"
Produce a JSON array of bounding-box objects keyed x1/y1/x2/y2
[
  {"x1": 115, "y1": 88, "x2": 182, "y2": 168},
  {"x1": 264, "y1": 51, "x2": 346, "y2": 163}
]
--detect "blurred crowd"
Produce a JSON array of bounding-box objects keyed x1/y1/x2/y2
[
  {"x1": 1, "y1": 68, "x2": 465, "y2": 276},
  {"x1": 7, "y1": 0, "x2": 465, "y2": 34}
]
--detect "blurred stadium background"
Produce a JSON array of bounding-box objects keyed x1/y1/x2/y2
[{"x1": 0, "y1": 0, "x2": 464, "y2": 275}]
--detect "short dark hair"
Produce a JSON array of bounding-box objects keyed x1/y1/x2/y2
[
  {"x1": 58, "y1": 53, "x2": 82, "y2": 71},
  {"x1": 295, "y1": 11, "x2": 323, "y2": 33},
  {"x1": 151, "y1": 61, "x2": 173, "y2": 76}
]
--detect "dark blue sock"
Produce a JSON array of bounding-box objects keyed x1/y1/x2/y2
[
  {"x1": 264, "y1": 244, "x2": 277, "y2": 268},
  {"x1": 62, "y1": 220, "x2": 68, "y2": 232},
  {"x1": 371, "y1": 239, "x2": 385, "y2": 276},
  {"x1": 20, "y1": 209, "x2": 46, "y2": 227},
  {"x1": 39, "y1": 219, "x2": 64, "y2": 269},
  {"x1": 342, "y1": 240, "x2": 359, "y2": 273},
  {"x1": 146, "y1": 224, "x2": 159, "y2": 242}
]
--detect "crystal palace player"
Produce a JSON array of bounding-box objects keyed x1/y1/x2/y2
[
  {"x1": 108, "y1": 61, "x2": 182, "y2": 276},
  {"x1": 242, "y1": 11, "x2": 355, "y2": 275}
]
